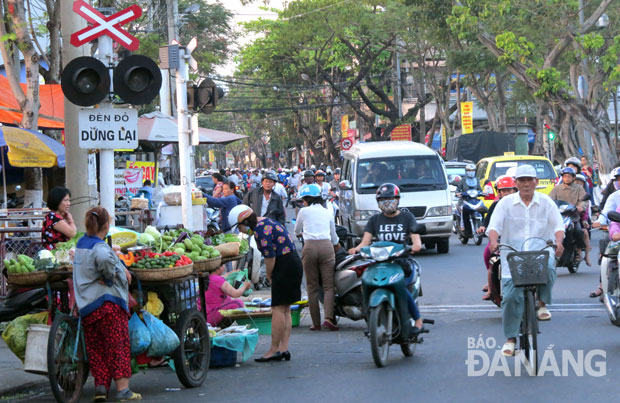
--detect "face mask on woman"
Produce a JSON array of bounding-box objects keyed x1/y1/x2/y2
[
  {"x1": 466, "y1": 171, "x2": 475, "y2": 178},
  {"x1": 378, "y1": 199, "x2": 399, "y2": 215}
]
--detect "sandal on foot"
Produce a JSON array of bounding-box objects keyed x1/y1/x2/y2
[
  {"x1": 309, "y1": 325, "x2": 321, "y2": 331},
  {"x1": 94, "y1": 385, "x2": 108, "y2": 402},
  {"x1": 482, "y1": 293, "x2": 493, "y2": 301},
  {"x1": 589, "y1": 287, "x2": 603, "y2": 298},
  {"x1": 537, "y1": 307, "x2": 551, "y2": 321},
  {"x1": 117, "y1": 391, "x2": 142, "y2": 401},
  {"x1": 323, "y1": 320, "x2": 339, "y2": 331},
  {"x1": 502, "y1": 342, "x2": 516, "y2": 357}
]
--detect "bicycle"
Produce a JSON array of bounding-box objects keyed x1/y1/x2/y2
[{"x1": 499, "y1": 238, "x2": 554, "y2": 375}]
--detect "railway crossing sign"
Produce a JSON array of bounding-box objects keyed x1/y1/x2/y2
[{"x1": 70, "y1": 0, "x2": 142, "y2": 51}]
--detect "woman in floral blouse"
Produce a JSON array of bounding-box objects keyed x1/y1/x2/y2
[
  {"x1": 42, "y1": 187, "x2": 77, "y2": 250},
  {"x1": 228, "y1": 204, "x2": 302, "y2": 362}
]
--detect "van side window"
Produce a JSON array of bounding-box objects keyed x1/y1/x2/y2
[{"x1": 343, "y1": 158, "x2": 352, "y2": 182}]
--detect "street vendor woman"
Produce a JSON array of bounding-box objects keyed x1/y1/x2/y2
[
  {"x1": 42, "y1": 187, "x2": 77, "y2": 250},
  {"x1": 204, "y1": 264, "x2": 251, "y2": 327},
  {"x1": 228, "y1": 205, "x2": 303, "y2": 362},
  {"x1": 73, "y1": 206, "x2": 141, "y2": 402}
]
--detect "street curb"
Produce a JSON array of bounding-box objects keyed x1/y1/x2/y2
[{"x1": 0, "y1": 379, "x2": 48, "y2": 400}]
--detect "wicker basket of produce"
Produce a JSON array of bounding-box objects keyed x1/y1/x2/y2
[
  {"x1": 131, "y1": 263, "x2": 193, "y2": 281},
  {"x1": 192, "y1": 256, "x2": 222, "y2": 273},
  {"x1": 7, "y1": 271, "x2": 49, "y2": 286}
]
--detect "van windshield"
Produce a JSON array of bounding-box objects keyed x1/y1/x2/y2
[
  {"x1": 356, "y1": 155, "x2": 447, "y2": 194},
  {"x1": 489, "y1": 160, "x2": 556, "y2": 181}
]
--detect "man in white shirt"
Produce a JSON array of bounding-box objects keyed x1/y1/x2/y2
[
  {"x1": 228, "y1": 169, "x2": 240, "y2": 187},
  {"x1": 487, "y1": 165, "x2": 565, "y2": 357}
]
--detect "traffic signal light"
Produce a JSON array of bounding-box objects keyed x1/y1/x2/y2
[
  {"x1": 187, "y1": 78, "x2": 224, "y2": 114},
  {"x1": 61, "y1": 57, "x2": 110, "y2": 107},
  {"x1": 61, "y1": 55, "x2": 162, "y2": 107},
  {"x1": 544, "y1": 123, "x2": 556, "y2": 141}
]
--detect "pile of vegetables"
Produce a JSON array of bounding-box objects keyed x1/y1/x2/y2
[
  {"x1": 119, "y1": 250, "x2": 192, "y2": 269},
  {"x1": 4, "y1": 250, "x2": 58, "y2": 274},
  {"x1": 135, "y1": 227, "x2": 250, "y2": 262}
]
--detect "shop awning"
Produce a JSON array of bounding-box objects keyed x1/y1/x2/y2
[
  {"x1": 0, "y1": 74, "x2": 64, "y2": 129},
  {"x1": 138, "y1": 111, "x2": 247, "y2": 144}
]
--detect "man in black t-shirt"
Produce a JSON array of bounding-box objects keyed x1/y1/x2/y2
[{"x1": 349, "y1": 183, "x2": 424, "y2": 331}]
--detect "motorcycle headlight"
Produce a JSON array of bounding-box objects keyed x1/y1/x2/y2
[
  {"x1": 354, "y1": 210, "x2": 379, "y2": 220},
  {"x1": 369, "y1": 246, "x2": 393, "y2": 261},
  {"x1": 426, "y1": 206, "x2": 452, "y2": 217}
]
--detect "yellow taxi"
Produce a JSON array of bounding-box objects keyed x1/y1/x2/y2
[{"x1": 476, "y1": 154, "x2": 557, "y2": 208}]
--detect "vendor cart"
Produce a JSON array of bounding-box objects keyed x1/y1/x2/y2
[{"x1": 43, "y1": 269, "x2": 211, "y2": 403}]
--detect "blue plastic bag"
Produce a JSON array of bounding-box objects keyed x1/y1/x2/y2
[
  {"x1": 128, "y1": 312, "x2": 151, "y2": 356},
  {"x1": 142, "y1": 311, "x2": 180, "y2": 357}
]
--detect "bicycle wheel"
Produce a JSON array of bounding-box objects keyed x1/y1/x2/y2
[
  {"x1": 369, "y1": 303, "x2": 391, "y2": 368},
  {"x1": 519, "y1": 291, "x2": 538, "y2": 375},
  {"x1": 173, "y1": 309, "x2": 210, "y2": 388},
  {"x1": 47, "y1": 314, "x2": 88, "y2": 403}
]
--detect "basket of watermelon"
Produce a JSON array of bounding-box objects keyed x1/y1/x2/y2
[
  {"x1": 171, "y1": 233, "x2": 222, "y2": 273},
  {"x1": 128, "y1": 251, "x2": 193, "y2": 281}
]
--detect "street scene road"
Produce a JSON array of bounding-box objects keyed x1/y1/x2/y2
[{"x1": 12, "y1": 226, "x2": 617, "y2": 403}]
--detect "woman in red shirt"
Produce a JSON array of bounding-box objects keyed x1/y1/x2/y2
[
  {"x1": 204, "y1": 265, "x2": 250, "y2": 326},
  {"x1": 41, "y1": 187, "x2": 77, "y2": 250}
]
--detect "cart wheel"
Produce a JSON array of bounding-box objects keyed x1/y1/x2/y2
[
  {"x1": 173, "y1": 309, "x2": 210, "y2": 388},
  {"x1": 47, "y1": 314, "x2": 89, "y2": 403}
]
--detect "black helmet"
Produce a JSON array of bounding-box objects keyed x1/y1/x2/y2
[
  {"x1": 376, "y1": 183, "x2": 401, "y2": 199},
  {"x1": 315, "y1": 169, "x2": 326, "y2": 177},
  {"x1": 304, "y1": 170, "x2": 315, "y2": 178},
  {"x1": 262, "y1": 171, "x2": 277, "y2": 182},
  {"x1": 334, "y1": 168, "x2": 341, "y2": 174}
]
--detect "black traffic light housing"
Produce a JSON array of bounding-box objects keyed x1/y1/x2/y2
[
  {"x1": 187, "y1": 78, "x2": 224, "y2": 114},
  {"x1": 114, "y1": 55, "x2": 162, "y2": 105},
  {"x1": 61, "y1": 57, "x2": 110, "y2": 107},
  {"x1": 61, "y1": 55, "x2": 162, "y2": 107}
]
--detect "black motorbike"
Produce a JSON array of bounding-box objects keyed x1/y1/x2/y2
[
  {"x1": 0, "y1": 286, "x2": 47, "y2": 322},
  {"x1": 555, "y1": 200, "x2": 583, "y2": 274}
]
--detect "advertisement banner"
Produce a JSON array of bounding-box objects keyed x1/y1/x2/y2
[
  {"x1": 391, "y1": 124, "x2": 412, "y2": 141},
  {"x1": 126, "y1": 161, "x2": 156, "y2": 184},
  {"x1": 341, "y1": 115, "x2": 349, "y2": 138},
  {"x1": 208, "y1": 150, "x2": 215, "y2": 162},
  {"x1": 115, "y1": 168, "x2": 142, "y2": 195},
  {"x1": 461, "y1": 101, "x2": 474, "y2": 134}
]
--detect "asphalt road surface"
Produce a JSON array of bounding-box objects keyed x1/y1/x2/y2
[{"x1": 17, "y1": 224, "x2": 619, "y2": 403}]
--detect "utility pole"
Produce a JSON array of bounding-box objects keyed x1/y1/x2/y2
[
  {"x1": 578, "y1": 0, "x2": 593, "y2": 160},
  {"x1": 97, "y1": 9, "x2": 116, "y2": 218},
  {"x1": 176, "y1": 48, "x2": 193, "y2": 229},
  {"x1": 166, "y1": 0, "x2": 179, "y2": 43},
  {"x1": 61, "y1": 0, "x2": 92, "y2": 231}
]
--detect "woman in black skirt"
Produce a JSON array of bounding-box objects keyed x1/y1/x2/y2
[{"x1": 228, "y1": 205, "x2": 303, "y2": 362}]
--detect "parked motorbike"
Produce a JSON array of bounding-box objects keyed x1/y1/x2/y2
[
  {"x1": 0, "y1": 286, "x2": 47, "y2": 322},
  {"x1": 455, "y1": 189, "x2": 488, "y2": 245},
  {"x1": 357, "y1": 235, "x2": 434, "y2": 367},
  {"x1": 555, "y1": 200, "x2": 582, "y2": 274},
  {"x1": 315, "y1": 226, "x2": 366, "y2": 321},
  {"x1": 600, "y1": 211, "x2": 620, "y2": 326},
  {"x1": 205, "y1": 207, "x2": 220, "y2": 235}
]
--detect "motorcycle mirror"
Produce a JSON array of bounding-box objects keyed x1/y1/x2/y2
[
  {"x1": 607, "y1": 211, "x2": 620, "y2": 223},
  {"x1": 339, "y1": 180, "x2": 352, "y2": 191},
  {"x1": 14, "y1": 185, "x2": 21, "y2": 192}
]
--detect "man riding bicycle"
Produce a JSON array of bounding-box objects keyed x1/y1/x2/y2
[{"x1": 486, "y1": 165, "x2": 565, "y2": 357}]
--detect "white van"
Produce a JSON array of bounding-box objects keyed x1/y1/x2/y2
[{"x1": 339, "y1": 141, "x2": 452, "y2": 253}]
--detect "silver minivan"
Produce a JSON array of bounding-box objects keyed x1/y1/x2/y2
[{"x1": 339, "y1": 141, "x2": 452, "y2": 253}]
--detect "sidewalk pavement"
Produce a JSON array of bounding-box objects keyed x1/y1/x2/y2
[{"x1": 0, "y1": 336, "x2": 48, "y2": 398}]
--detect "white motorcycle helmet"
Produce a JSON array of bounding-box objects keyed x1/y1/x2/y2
[
  {"x1": 465, "y1": 163, "x2": 476, "y2": 178},
  {"x1": 228, "y1": 204, "x2": 253, "y2": 230}
]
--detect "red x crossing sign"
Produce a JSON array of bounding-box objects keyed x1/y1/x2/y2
[{"x1": 70, "y1": 0, "x2": 142, "y2": 51}]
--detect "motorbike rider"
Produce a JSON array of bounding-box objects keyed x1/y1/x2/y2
[
  {"x1": 243, "y1": 171, "x2": 286, "y2": 225},
  {"x1": 549, "y1": 166, "x2": 590, "y2": 266},
  {"x1": 348, "y1": 183, "x2": 424, "y2": 332},
  {"x1": 487, "y1": 165, "x2": 564, "y2": 357},
  {"x1": 478, "y1": 176, "x2": 517, "y2": 304},
  {"x1": 456, "y1": 163, "x2": 483, "y2": 236},
  {"x1": 315, "y1": 170, "x2": 331, "y2": 200},
  {"x1": 299, "y1": 170, "x2": 315, "y2": 189}
]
